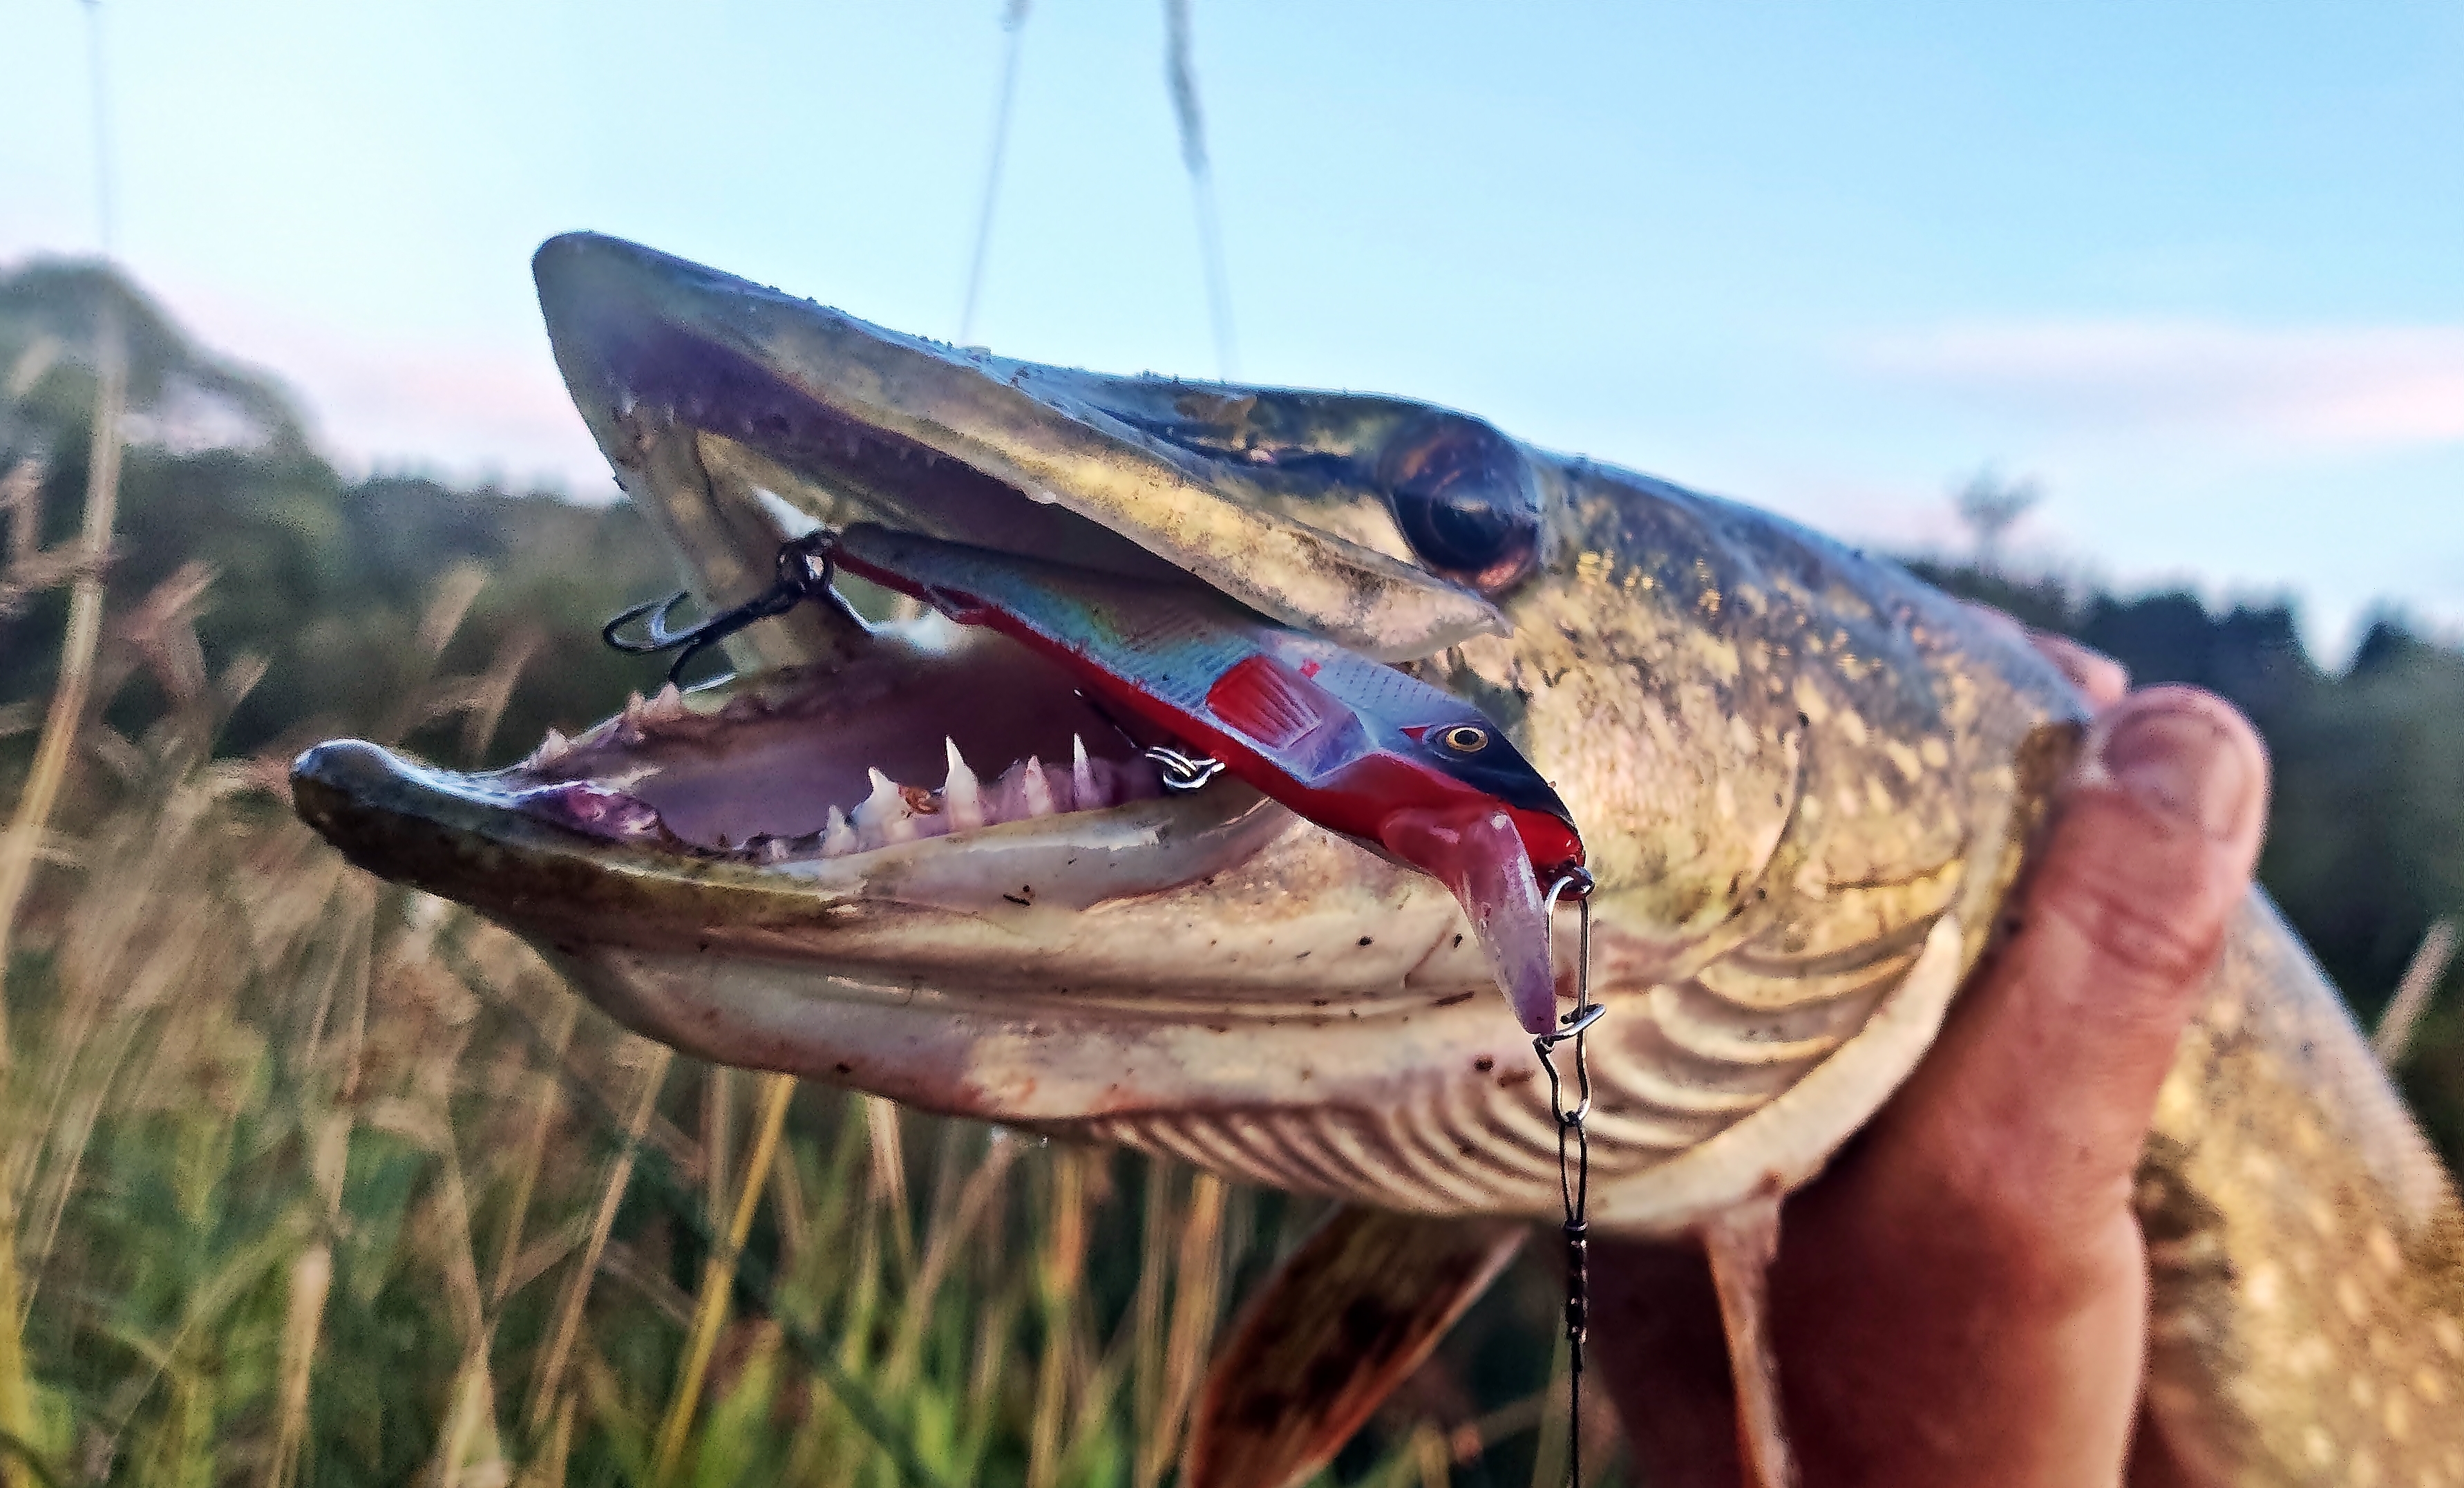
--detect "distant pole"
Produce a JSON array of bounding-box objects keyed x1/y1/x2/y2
[
  {"x1": 1954, "y1": 468, "x2": 2041, "y2": 574},
  {"x1": 1164, "y1": 0, "x2": 1237, "y2": 382},
  {"x1": 83, "y1": 0, "x2": 116, "y2": 256},
  {"x1": 958, "y1": 0, "x2": 1030, "y2": 347}
]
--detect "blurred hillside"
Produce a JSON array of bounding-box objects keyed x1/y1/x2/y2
[{"x1": 0, "y1": 260, "x2": 671, "y2": 768}]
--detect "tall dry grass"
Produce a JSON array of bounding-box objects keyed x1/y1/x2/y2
[{"x1": 0, "y1": 352, "x2": 1568, "y2": 1485}]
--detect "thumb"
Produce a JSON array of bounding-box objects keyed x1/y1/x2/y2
[{"x1": 1888, "y1": 684, "x2": 2271, "y2": 1235}]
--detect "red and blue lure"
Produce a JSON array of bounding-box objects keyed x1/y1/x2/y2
[{"x1": 823, "y1": 522, "x2": 1588, "y2": 1037}]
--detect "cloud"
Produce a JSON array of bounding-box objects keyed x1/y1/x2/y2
[
  {"x1": 1863, "y1": 319, "x2": 2464, "y2": 453},
  {"x1": 129, "y1": 274, "x2": 616, "y2": 496},
  {"x1": 292, "y1": 341, "x2": 614, "y2": 494}
]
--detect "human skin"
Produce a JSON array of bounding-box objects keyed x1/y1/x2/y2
[{"x1": 1592, "y1": 640, "x2": 2268, "y2": 1488}]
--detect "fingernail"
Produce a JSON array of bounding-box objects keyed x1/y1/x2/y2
[{"x1": 2094, "y1": 700, "x2": 2254, "y2": 841}]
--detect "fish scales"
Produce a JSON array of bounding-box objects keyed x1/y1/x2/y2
[
  {"x1": 292, "y1": 233, "x2": 2464, "y2": 1486},
  {"x1": 2137, "y1": 896, "x2": 2464, "y2": 1485}
]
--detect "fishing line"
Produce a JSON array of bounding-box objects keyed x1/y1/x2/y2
[
  {"x1": 1532, "y1": 866, "x2": 1599, "y2": 1488},
  {"x1": 958, "y1": 0, "x2": 1032, "y2": 346},
  {"x1": 1162, "y1": 0, "x2": 1238, "y2": 381}
]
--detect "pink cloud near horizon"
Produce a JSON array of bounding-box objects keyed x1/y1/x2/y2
[
  {"x1": 124, "y1": 273, "x2": 616, "y2": 496},
  {"x1": 294, "y1": 345, "x2": 615, "y2": 493},
  {"x1": 1864, "y1": 319, "x2": 2464, "y2": 453}
]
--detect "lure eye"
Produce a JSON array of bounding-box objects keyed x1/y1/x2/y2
[
  {"x1": 1378, "y1": 415, "x2": 1541, "y2": 595},
  {"x1": 1439, "y1": 724, "x2": 1489, "y2": 755}
]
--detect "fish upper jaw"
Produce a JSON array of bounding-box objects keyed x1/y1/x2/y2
[{"x1": 531, "y1": 229, "x2": 1519, "y2": 663}]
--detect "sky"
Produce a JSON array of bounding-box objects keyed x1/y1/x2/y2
[{"x1": 6, "y1": 1, "x2": 2461, "y2": 657}]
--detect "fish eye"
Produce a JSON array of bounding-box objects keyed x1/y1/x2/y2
[
  {"x1": 1439, "y1": 724, "x2": 1490, "y2": 754},
  {"x1": 1378, "y1": 415, "x2": 1540, "y2": 594}
]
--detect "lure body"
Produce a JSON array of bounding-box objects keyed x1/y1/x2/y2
[{"x1": 830, "y1": 522, "x2": 1586, "y2": 1033}]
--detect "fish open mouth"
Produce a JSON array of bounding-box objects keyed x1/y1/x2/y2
[
  {"x1": 293, "y1": 597, "x2": 1293, "y2": 924},
  {"x1": 292, "y1": 231, "x2": 1533, "y2": 945},
  {"x1": 291, "y1": 514, "x2": 1311, "y2": 948},
  {"x1": 509, "y1": 657, "x2": 1173, "y2": 869}
]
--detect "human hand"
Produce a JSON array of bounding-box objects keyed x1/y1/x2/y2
[{"x1": 1591, "y1": 639, "x2": 2269, "y2": 1487}]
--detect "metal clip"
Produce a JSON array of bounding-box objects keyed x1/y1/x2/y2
[
  {"x1": 1143, "y1": 744, "x2": 1226, "y2": 793},
  {"x1": 603, "y1": 531, "x2": 839, "y2": 684},
  {"x1": 1528, "y1": 863, "x2": 1598, "y2": 1488}
]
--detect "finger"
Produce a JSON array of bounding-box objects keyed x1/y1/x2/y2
[
  {"x1": 1885, "y1": 684, "x2": 2268, "y2": 1236},
  {"x1": 2029, "y1": 632, "x2": 2129, "y2": 709}
]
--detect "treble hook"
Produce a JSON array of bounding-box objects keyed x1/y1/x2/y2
[{"x1": 602, "y1": 531, "x2": 840, "y2": 684}]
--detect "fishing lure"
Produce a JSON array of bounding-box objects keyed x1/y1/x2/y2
[
  {"x1": 831, "y1": 522, "x2": 1586, "y2": 1034},
  {"x1": 608, "y1": 522, "x2": 1588, "y2": 1037}
]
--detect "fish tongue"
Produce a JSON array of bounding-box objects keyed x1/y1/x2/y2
[{"x1": 1380, "y1": 804, "x2": 1557, "y2": 1035}]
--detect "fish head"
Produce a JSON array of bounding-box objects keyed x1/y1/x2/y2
[{"x1": 292, "y1": 232, "x2": 2082, "y2": 1230}]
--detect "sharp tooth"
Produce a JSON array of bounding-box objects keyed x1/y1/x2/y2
[
  {"x1": 1072, "y1": 734, "x2": 1101, "y2": 810},
  {"x1": 942, "y1": 738, "x2": 985, "y2": 831},
  {"x1": 755, "y1": 835, "x2": 793, "y2": 864},
  {"x1": 622, "y1": 690, "x2": 650, "y2": 727},
  {"x1": 855, "y1": 768, "x2": 917, "y2": 843},
  {"x1": 822, "y1": 805, "x2": 857, "y2": 857},
  {"x1": 529, "y1": 728, "x2": 571, "y2": 768},
  {"x1": 1020, "y1": 755, "x2": 1054, "y2": 817},
  {"x1": 855, "y1": 768, "x2": 902, "y2": 822},
  {"x1": 647, "y1": 681, "x2": 687, "y2": 723}
]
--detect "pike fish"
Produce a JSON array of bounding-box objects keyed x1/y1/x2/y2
[{"x1": 293, "y1": 234, "x2": 2464, "y2": 1487}]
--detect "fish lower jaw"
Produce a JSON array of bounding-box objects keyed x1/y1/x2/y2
[
  {"x1": 510, "y1": 724, "x2": 1164, "y2": 868},
  {"x1": 484, "y1": 634, "x2": 1193, "y2": 872},
  {"x1": 290, "y1": 630, "x2": 1291, "y2": 920}
]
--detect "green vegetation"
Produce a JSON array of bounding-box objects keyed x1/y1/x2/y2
[
  {"x1": 0, "y1": 263, "x2": 1561, "y2": 1488},
  {"x1": 0, "y1": 261, "x2": 675, "y2": 769},
  {"x1": 0, "y1": 258, "x2": 2456, "y2": 1486}
]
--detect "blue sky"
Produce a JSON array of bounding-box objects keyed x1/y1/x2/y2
[{"x1": 7, "y1": 1, "x2": 2461, "y2": 655}]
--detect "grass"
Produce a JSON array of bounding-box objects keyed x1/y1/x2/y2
[{"x1": 0, "y1": 358, "x2": 1573, "y2": 1487}]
